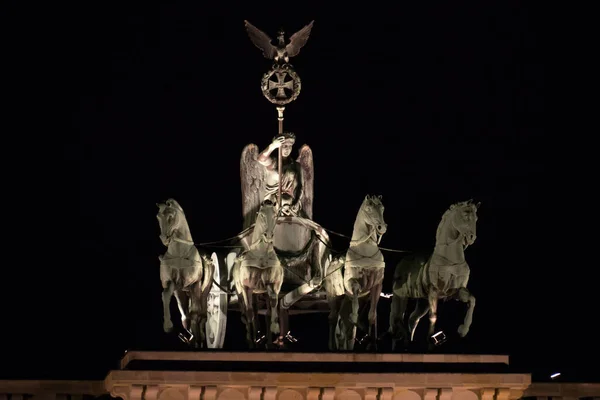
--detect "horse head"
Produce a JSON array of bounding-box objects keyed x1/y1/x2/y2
[
  {"x1": 445, "y1": 199, "x2": 480, "y2": 247},
  {"x1": 156, "y1": 198, "x2": 189, "y2": 246},
  {"x1": 253, "y1": 200, "x2": 279, "y2": 245},
  {"x1": 361, "y1": 195, "x2": 388, "y2": 239}
]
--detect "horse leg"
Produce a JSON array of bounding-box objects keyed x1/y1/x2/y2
[
  {"x1": 366, "y1": 282, "x2": 382, "y2": 351},
  {"x1": 274, "y1": 270, "x2": 285, "y2": 348},
  {"x1": 389, "y1": 294, "x2": 409, "y2": 351},
  {"x1": 266, "y1": 283, "x2": 280, "y2": 341},
  {"x1": 173, "y1": 290, "x2": 190, "y2": 332},
  {"x1": 346, "y1": 277, "x2": 362, "y2": 351},
  {"x1": 198, "y1": 278, "x2": 213, "y2": 348},
  {"x1": 244, "y1": 287, "x2": 257, "y2": 348},
  {"x1": 408, "y1": 298, "x2": 430, "y2": 343},
  {"x1": 236, "y1": 282, "x2": 254, "y2": 349},
  {"x1": 337, "y1": 296, "x2": 355, "y2": 350},
  {"x1": 264, "y1": 295, "x2": 273, "y2": 349},
  {"x1": 187, "y1": 282, "x2": 203, "y2": 349},
  {"x1": 456, "y1": 287, "x2": 476, "y2": 337},
  {"x1": 277, "y1": 308, "x2": 290, "y2": 348},
  {"x1": 162, "y1": 280, "x2": 176, "y2": 332},
  {"x1": 327, "y1": 295, "x2": 343, "y2": 350},
  {"x1": 356, "y1": 301, "x2": 370, "y2": 333},
  {"x1": 348, "y1": 278, "x2": 361, "y2": 327},
  {"x1": 237, "y1": 288, "x2": 250, "y2": 348},
  {"x1": 427, "y1": 290, "x2": 439, "y2": 350},
  {"x1": 324, "y1": 257, "x2": 345, "y2": 350}
]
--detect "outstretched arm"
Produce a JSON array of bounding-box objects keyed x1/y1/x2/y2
[{"x1": 258, "y1": 136, "x2": 285, "y2": 167}]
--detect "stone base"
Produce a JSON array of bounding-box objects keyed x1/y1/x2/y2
[
  {"x1": 1, "y1": 353, "x2": 599, "y2": 400},
  {"x1": 120, "y1": 351, "x2": 510, "y2": 368},
  {"x1": 105, "y1": 352, "x2": 530, "y2": 400}
]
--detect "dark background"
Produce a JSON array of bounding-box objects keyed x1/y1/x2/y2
[{"x1": 4, "y1": 3, "x2": 587, "y2": 383}]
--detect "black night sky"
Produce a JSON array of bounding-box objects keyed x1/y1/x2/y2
[{"x1": 6, "y1": 3, "x2": 593, "y2": 383}]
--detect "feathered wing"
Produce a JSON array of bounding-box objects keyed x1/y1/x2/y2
[
  {"x1": 286, "y1": 20, "x2": 314, "y2": 58},
  {"x1": 297, "y1": 144, "x2": 314, "y2": 220},
  {"x1": 244, "y1": 20, "x2": 276, "y2": 59},
  {"x1": 241, "y1": 144, "x2": 264, "y2": 229}
]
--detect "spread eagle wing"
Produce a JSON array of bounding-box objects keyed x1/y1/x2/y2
[
  {"x1": 286, "y1": 20, "x2": 314, "y2": 58},
  {"x1": 297, "y1": 144, "x2": 314, "y2": 220},
  {"x1": 244, "y1": 20, "x2": 276, "y2": 60},
  {"x1": 241, "y1": 144, "x2": 264, "y2": 230}
]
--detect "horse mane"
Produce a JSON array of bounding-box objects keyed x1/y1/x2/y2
[{"x1": 435, "y1": 208, "x2": 452, "y2": 243}]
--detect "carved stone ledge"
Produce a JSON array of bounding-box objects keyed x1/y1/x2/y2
[
  {"x1": 365, "y1": 388, "x2": 378, "y2": 400},
  {"x1": 322, "y1": 388, "x2": 335, "y2": 400},
  {"x1": 423, "y1": 389, "x2": 437, "y2": 400},
  {"x1": 480, "y1": 388, "x2": 494, "y2": 400},
  {"x1": 145, "y1": 385, "x2": 159, "y2": 400},
  {"x1": 131, "y1": 385, "x2": 144, "y2": 400},
  {"x1": 263, "y1": 387, "x2": 277, "y2": 400},
  {"x1": 110, "y1": 385, "x2": 131, "y2": 400},
  {"x1": 307, "y1": 387, "x2": 321, "y2": 400},
  {"x1": 204, "y1": 386, "x2": 218, "y2": 400},
  {"x1": 495, "y1": 389, "x2": 510, "y2": 400},
  {"x1": 439, "y1": 389, "x2": 452, "y2": 400},
  {"x1": 380, "y1": 388, "x2": 394, "y2": 400},
  {"x1": 188, "y1": 387, "x2": 202, "y2": 400}
]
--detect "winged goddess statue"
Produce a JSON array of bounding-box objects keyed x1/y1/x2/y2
[
  {"x1": 244, "y1": 20, "x2": 314, "y2": 65},
  {"x1": 240, "y1": 133, "x2": 314, "y2": 229}
]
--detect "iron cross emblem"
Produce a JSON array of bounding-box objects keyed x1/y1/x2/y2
[
  {"x1": 269, "y1": 71, "x2": 294, "y2": 99},
  {"x1": 261, "y1": 64, "x2": 301, "y2": 105}
]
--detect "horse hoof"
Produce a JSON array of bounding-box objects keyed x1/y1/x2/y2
[
  {"x1": 163, "y1": 321, "x2": 174, "y2": 333},
  {"x1": 458, "y1": 324, "x2": 469, "y2": 337}
]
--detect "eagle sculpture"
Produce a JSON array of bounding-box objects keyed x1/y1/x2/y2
[{"x1": 244, "y1": 20, "x2": 314, "y2": 64}]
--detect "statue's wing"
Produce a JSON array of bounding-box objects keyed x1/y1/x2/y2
[
  {"x1": 241, "y1": 144, "x2": 264, "y2": 229},
  {"x1": 286, "y1": 20, "x2": 314, "y2": 58},
  {"x1": 297, "y1": 144, "x2": 314, "y2": 220},
  {"x1": 244, "y1": 20, "x2": 276, "y2": 59}
]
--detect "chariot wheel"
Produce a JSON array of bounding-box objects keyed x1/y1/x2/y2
[{"x1": 205, "y1": 252, "x2": 229, "y2": 348}]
